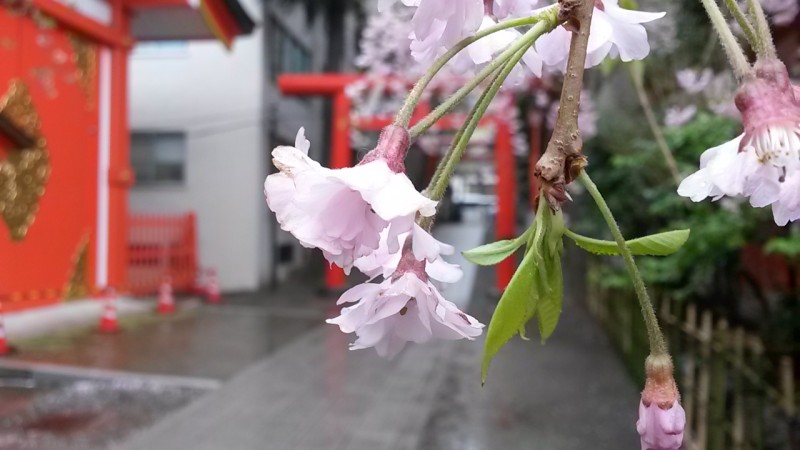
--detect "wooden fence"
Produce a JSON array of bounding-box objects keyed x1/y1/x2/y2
[{"x1": 586, "y1": 277, "x2": 799, "y2": 450}]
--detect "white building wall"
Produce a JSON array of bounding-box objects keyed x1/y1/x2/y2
[{"x1": 129, "y1": 0, "x2": 335, "y2": 292}]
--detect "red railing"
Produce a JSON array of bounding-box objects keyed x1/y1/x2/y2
[{"x1": 127, "y1": 213, "x2": 198, "y2": 295}]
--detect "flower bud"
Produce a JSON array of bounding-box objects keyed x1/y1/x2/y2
[{"x1": 636, "y1": 355, "x2": 686, "y2": 450}]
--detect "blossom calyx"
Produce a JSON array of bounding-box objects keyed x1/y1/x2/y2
[
  {"x1": 359, "y1": 126, "x2": 410, "y2": 174},
  {"x1": 642, "y1": 354, "x2": 679, "y2": 408},
  {"x1": 735, "y1": 58, "x2": 800, "y2": 150},
  {"x1": 394, "y1": 239, "x2": 429, "y2": 282}
]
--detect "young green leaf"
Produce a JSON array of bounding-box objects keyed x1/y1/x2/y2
[
  {"x1": 564, "y1": 229, "x2": 690, "y2": 256},
  {"x1": 537, "y1": 252, "x2": 563, "y2": 342},
  {"x1": 481, "y1": 247, "x2": 539, "y2": 383},
  {"x1": 464, "y1": 227, "x2": 531, "y2": 266}
]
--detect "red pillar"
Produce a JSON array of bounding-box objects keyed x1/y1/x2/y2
[
  {"x1": 107, "y1": 0, "x2": 133, "y2": 290},
  {"x1": 494, "y1": 121, "x2": 516, "y2": 290},
  {"x1": 324, "y1": 92, "x2": 353, "y2": 290}
]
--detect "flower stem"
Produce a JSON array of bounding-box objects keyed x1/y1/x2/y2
[
  {"x1": 578, "y1": 170, "x2": 668, "y2": 356},
  {"x1": 419, "y1": 45, "x2": 533, "y2": 230},
  {"x1": 745, "y1": 0, "x2": 777, "y2": 59},
  {"x1": 408, "y1": 12, "x2": 559, "y2": 139},
  {"x1": 698, "y1": 0, "x2": 753, "y2": 80},
  {"x1": 627, "y1": 64, "x2": 681, "y2": 185},
  {"x1": 722, "y1": 0, "x2": 758, "y2": 49},
  {"x1": 393, "y1": 8, "x2": 558, "y2": 129}
]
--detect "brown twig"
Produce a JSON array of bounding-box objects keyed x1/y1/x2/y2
[{"x1": 534, "y1": 0, "x2": 594, "y2": 209}]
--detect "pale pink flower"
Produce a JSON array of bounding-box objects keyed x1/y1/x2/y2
[
  {"x1": 677, "y1": 135, "x2": 751, "y2": 201},
  {"x1": 637, "y1": 356, "x2": 686, "y2": 450},
  {"x1": 536, "y1": 0, "x2": 665, "y2": 71},
  {"x1": 459, "y1": 16, "x2": 518, "y2": 66},
  {"x1": 678, "y1": 59, "x2": 800, "y2": 225},
  {"x1": 664, "y1": 105, "x2": 697, "y2": 128},
  {"x1": 327, "y1": 253, "x2": 482, "y2": 359},
  {"x1": 637, "y1": 401, "x2": 686, "y2": 450},
  {"x1": 491, "y1": 0, "x2": 543, "y2": 20},
  {"x1": 408, "y1": 0, "x2": 484, "y2": 63},
  {"x1": 354, "y1": 227, "x2": 463, "y2": 283},
  {"x1": 265, "y1": 127, "x2": 437, "y2": 271},
  {"x1": 676, "y1": 68, "x2": 713, "y2": 94},
  {"x1": 377, "y1": 0, "x2": 419, "y2": 13},
  {"x1": 760, "y1": 0, "x2": 800, "y2": 26}
]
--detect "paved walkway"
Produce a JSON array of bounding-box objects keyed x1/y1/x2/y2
[
  {"x1": 118, "y1": 221, "x2": 640, "y2": 450},
  {"x1": 6, "y1": 285, "x2": 332, "y2": 381}
]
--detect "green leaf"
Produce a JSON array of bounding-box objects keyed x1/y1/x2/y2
[
  {"x1": 481, "y1": 248, "x2": 539, "y2": 383},
  {"x1": 564, "y1": 229, "x2": 690, "y2": 257},
  {"x1": 537, "y1": 253, "x2": 563, "y2": 342},
  {"x1": 463, "y1": 230, "x2": 529, "y2": 266}
]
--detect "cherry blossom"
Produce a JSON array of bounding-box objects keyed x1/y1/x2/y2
[
  {"x1": 535, "y1": 0, "x2": 665, "y2": 71},
  {"x1": 637, "y1": 356, "x2": 686, "y2": 450},
  {"x1": 491, "y1": 0, "x2": 543, "y2": 20},
  {"x1": 408, "y1": 0, "x2": 484, "y2": 63},
  {"x1": 327, "y1": 251, "x2": 483, "y2": 359},
  {"x1": 760, "y1": 0, "x2": 800, "y2": 26},
  {"x1": 637, "y1": 401, "x2": 686, "y2": 450},
  {"x1": 676, "y1": 68, "x2": 713, "y2": 94},
  {"x1": 354, "y1": 227, "x2": 463, "y2": 283},
  {"x1": 664, "y1": 105, "x2": 697, "y2": 128},
  {"x1": 264, "y1": 127, "x2": 437, "y2": 271},
  {"x1": 678, "y1": 59, "x2": 800, "y2": 225},
  {"x1": 377, "y1": 0, "x2": 418, "y2": 13}
]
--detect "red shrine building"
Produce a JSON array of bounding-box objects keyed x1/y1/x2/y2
[{"x1": 0, "y1": 0, "x2": 253, "y2": 312}]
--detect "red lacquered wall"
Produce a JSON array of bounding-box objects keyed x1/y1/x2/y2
[{"x1": 0, "y1": 9, "x2": 100, "y2": 311}]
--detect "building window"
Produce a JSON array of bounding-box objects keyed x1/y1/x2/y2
[
  {"x1": 268, "y1": 16, "x2": 312, "y2": 82},
  {"x1": 131, "y1": 132, "x2": 187, "y2": 186}
]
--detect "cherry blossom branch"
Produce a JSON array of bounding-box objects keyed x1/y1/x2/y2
[
  {"x1": 628, "y1": 65, "x2": 681, "y2": 185},
  {"x1": 698, "y1": 0, "x2": 753, "y2": 80},
  {"x1": 579, "y1": 170, "x2": 668, "y2": 356},
  {"x1": 394, "y1": 7, "x2": 559, "y2": 129},
  {"x1": 408, "y1": 11, "x2": 560, "y2": 139},
  {"x1": 533, "y1": 0, "x2": 595, "y2": 209},
  {"x1": 420, "y1": 46, "x2": 532, "y2": 230}
]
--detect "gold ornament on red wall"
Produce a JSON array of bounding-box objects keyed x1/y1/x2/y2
[
  {"x1": 63, "y1": 233, "x2": 90, "y2": 300},
  {"x1": 68, "y1": 33, "x2": 97, "y2": 107},
  {"x1": 0, "y1": 79, "x2": 51, "y2": 240}
]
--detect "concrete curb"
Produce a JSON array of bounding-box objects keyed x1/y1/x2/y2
[{"x1": 3, "y1": 298, "x2": 152, "y2": 341}]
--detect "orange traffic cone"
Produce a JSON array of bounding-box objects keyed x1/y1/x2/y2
[
  {"x1": 206, "y1": 268, "x2": 221, "y2": 304},
  {"x1": 99, "y1": 289, "x2": 120, "y2": 334},
  {"x1": 0, "y1": 303, "x2": 9, "y2": 355},
  {"x1": 157, "y1": 275, "x2": 176, "y2": 315}
]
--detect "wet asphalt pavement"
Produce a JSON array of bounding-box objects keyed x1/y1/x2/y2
[
  {"x1": 0, "y1": 218, "x2": 641, "y2": 449},
  {"x1": 0, "y1": 278, "x2": 337, "y2": 449}
]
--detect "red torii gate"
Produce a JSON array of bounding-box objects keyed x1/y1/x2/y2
[{"x1": 278, "y1": 74, "x2": 518, "y2": 292}]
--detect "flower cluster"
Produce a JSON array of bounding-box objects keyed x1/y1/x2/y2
[
  {"x1": 373, "y1": 0, "x2": 664, "y2": 81},
  {"x1": 406, "y1": 0, "x2": 664, "y2": 73},
  {"x1": 678, "y1": 58, "x2": 800, "y2": 225},
  {"x1": 265, "y1": 126, "x2": 483, "y2": 358}
]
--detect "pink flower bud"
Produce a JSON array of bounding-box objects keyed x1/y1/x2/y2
[{"x1": 636, "y1": 355, "x2": 686, "y2": 450}]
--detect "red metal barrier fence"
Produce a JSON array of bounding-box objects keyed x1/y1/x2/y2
[{"x1": 127, "y1": 213, "x2": 198, "y2": 295}]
